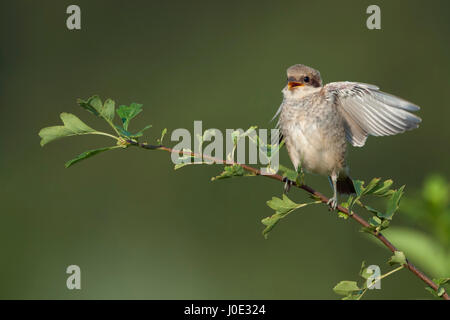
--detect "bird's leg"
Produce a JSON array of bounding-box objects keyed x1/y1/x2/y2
[
  {"x1": 282, "y1": 177, "x2": 295, "y2": 194},
  {"x1": 283, "y1": 163, "x2": 303, "y2": 193},
  {"x1": 327, "y1": 172, "x2": 338, "y2": 210}
]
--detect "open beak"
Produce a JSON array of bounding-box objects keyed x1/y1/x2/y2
[{"x1": 288, "y1": 81, "x2": 304, "y2": 90}]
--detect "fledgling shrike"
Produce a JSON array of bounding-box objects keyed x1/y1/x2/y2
[{"x1": 274, "y1": 64, "x2": 421, "y2": 209}]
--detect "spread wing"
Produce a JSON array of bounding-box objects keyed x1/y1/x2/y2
[{"x1": 324, "y1": 82, "x2": 422, "y2": 147}]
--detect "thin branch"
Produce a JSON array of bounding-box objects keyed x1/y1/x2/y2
[
  {"x1": 379, "y1": 265, "x2": 405, "y2": 281},
  {"x1": 127, "y1": 140, "x2": 449, "y2": 300}
]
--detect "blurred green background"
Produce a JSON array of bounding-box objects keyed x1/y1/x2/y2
[{"x1": 0, "y1": 0, "x2": 449, "y2": 299}]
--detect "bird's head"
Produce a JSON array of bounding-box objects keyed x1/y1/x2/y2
[{"x1": 286, "y1": 64, "x2": 322, "y2": 91}]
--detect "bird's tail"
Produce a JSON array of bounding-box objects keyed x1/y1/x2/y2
[{"x1": 336, "y1": 175, "x2": 356, "y2": 194}]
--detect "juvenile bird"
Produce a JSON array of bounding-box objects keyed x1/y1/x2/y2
[{"x1": 273, "y1": 64, "x2": 421, "y2": 209}]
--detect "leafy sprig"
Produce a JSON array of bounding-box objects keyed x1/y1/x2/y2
[
  {"x1": 39, "y1": 95, "x2": 154, "y2": 167},
  {"x1": 334, "y1": 252, "x2": 406, "y2": 300}
]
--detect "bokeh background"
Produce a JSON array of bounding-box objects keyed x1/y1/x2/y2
[{"x1": 0, "y1": 0, "x2": 449, "y2": 299}]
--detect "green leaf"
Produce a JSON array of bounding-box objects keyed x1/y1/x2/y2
[
  {"x1": 114, "y1": 126, "x2": 133, "y2": 138},
  {"x1": 278, "y1": 164, "x2": 298, "y2": 182},
  {"x1": 359, "y1": 178, "x2": 395, "y2": 197},
  {"x1": 77, "y1": 95, "x2": 102, "y2": 116},
  {"x1": 90, "y1": 96, "x2": 103, "y2": 112},
  {"x1": 344, "y1": 178, "x2": 398, "y2": 219},
  {"x1": 388, "y1": 251, "x2": 407, "y2": 266},
  {"x1": 333, "y1": 281, "x2": 361, "y2": 296},
  {"x1": 359, "y1": 261, "x2": 367, "y2": 277},
  {"x1": 174, "y1": 163, "x2": 189, "y2": 170},
  {"x1": 78, "y1": 95, "x2": 117, "y2": 124},
  {"x1": 116, "y1": 103, "x2": 143, "y2": 130},
  {"x1": 262, "y1": 195, "x2": 319, "y2": 238},
  {"x1": 379, "y1": 219, "x2": 390, "y2": 231},
  {"x1": 231, "y1": 126, "x2": 257, "y2": 145},
  {"x1": 372, "y1": 179, "x2": 394, "y2": 197},
  {"x1": 353, "y1": 180, "x2": 365, "y2": 197},
  {"x1": 65, "y1": 146, "x2": 118, "y2": 168},
  {"x1": 425, "y1": 285, "x2": 447, "y2": 298},
  {"x1": 158, "y1": 128, "x2": 168, "y2": 144},
  {"x1": 434, "y1": 278, "x2": 450, "y2": 286},
  {"x1": 60, "y1": 113, "x2": 95, "y2": 133},
  {"x1": 432, "y1": 278, "x2": 450, "y2": 297},
  {"x1": 337, "y1": 211, "x2": 349, "y2": 219},
  {"x1": 363, "y1": 215, "x2": 390, "y2": 234},
  {"x1": 243, "y1": 126, "x2": 257, "y2": 137},
  {"x1": 114, "y1": 124, "x2": 152, "y2": 139},
  {"x1": 211, "y1": 164, "x2": 255, "y2": 181},
  {"x1": 359, "y1": 261, "x2": 373, "y2": 280},
  {"x1": 266, "y1": 194, "x2": 300, "y2": 214},
  {"x1": 368, "y1": 216, "x2": 382, "y2": 227},
  {"x1": 361, "y1": 178, "x2": 381, "y2": 195},
  {"x1": 360, "y1": 226, "x2": 375, "y2": 234},
  {"x1": 425, "y1": 278, "x2": 449, "y2": 298},
  {"x1": 102, "y1": 99, "x2": 116, "y2": 122},
  {"x1": 39, "y1": 113, "x2": 95, "y2": 146},
  {"x1": 425, "y1": 286, "x2": 440, "y2": 298},
  {"x1": 346, "y1": 180, "x2": 365, "y2": 213},
  {"x1": 361, "y1": 204, "x2": 384, "y2": 217},
  {"x1": 340, "y1": 195, "x2": 352, "y2": 208},
  {"x1": 39, "y1": 126, "x2": 74, "y2": 146},
  {"x1": 379, "y1": 186, "x2": 405, "y2": 220}
]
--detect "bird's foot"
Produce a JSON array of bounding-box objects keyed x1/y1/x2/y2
[
  {"x1": 327, "y1": 196, "x2": 338, "y2": 211},
  {"x1": 282, "y1": 177, "x2": 295, "y2": 194}
]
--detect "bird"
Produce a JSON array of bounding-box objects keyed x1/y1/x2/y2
[{"x1": 273, "y1": 64, "x2": 421, "y2": 209}]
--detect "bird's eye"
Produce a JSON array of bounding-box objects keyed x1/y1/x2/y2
[{"x1": 303, "y1": 76, "x2": 310, "y2": 83}]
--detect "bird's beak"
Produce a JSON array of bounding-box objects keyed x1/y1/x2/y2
[{"x1": 288, "y1": 81, "x2": 304, "y2": 90}]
